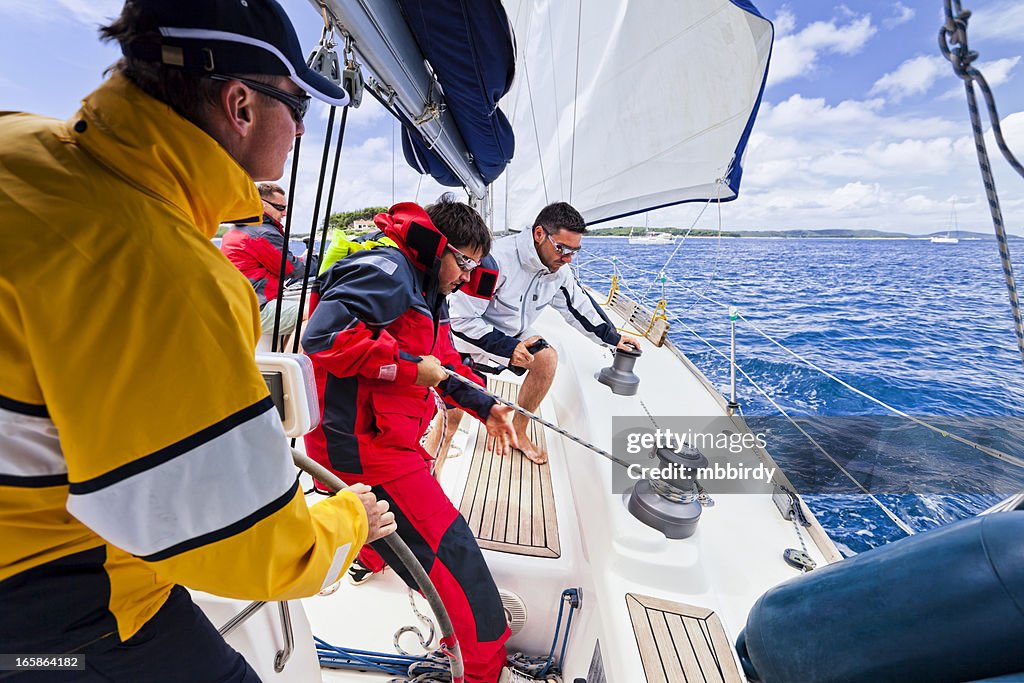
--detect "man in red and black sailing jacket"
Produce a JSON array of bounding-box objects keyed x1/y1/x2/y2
[
  {"x1": 302, "y1": 197, "x2": 515, "y2": 683},
  {"x1": 221, "y1": 182, "x2": 316, "y2": 336}
]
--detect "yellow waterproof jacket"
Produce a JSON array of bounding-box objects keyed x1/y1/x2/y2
[
  {"x1": 318, "y1": 227, "x2": 397, "y2": 275},
  {"x1": 0, "y1": 74, "x2": 367, "y2": 650}
]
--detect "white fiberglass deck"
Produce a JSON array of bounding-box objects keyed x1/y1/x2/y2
[{"x1": 198, "y1": 298, "x2": 837, "y2": 682}]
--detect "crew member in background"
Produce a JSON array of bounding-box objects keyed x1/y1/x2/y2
[
  {"x1": 221, "y1": 181, "x2": 316, "y2": 339},
  {"x1": 445, "y1": 202, "x2": 642, "y2": 464},
  {"x1": 303, "y1": 197, "x2": 517, "y2": 683},
  {"x1": 0, "y1": 1, "x2": 392, "y2": 679}
]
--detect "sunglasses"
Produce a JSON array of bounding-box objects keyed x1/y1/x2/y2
[
  {"x1": 208, "y1": 74, "x2": 310, "y2": 124},
  {"x1": 542, "y1": 228, "x2": 581, "y2": 257},
  {"x1": 446, "y1": 244, "x2": 480, "y2": 272},
  {"x1": 263, "y1": 199, "x2": 287, "y2": 212}
]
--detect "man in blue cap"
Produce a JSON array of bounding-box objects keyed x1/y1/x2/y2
[{"x1": 0, "y1": 1, "x2": 395, "y2": 680}]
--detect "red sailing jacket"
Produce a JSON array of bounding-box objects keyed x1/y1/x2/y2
[
  {"x1": 220, "y1": 214, "x2": 304, "y2": 306},
  {"x1": 301, "y1": 204, "x2": 494, "y2": 485}
]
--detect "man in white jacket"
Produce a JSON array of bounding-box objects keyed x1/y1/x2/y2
[{"x1": 445, "y1": 202, "x2": 640, "y2": 464}]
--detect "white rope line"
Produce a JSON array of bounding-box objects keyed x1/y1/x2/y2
[
  {"x1": 670, "y1": 317, "x2": 917, "y2": 536},
  {"x1": 736, "y1": 312, "x2": 1024, "y2": 470}
]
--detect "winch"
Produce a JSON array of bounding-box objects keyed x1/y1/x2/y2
[{"x1": 627, "y1": 444, "x2": 708, "y2": 538}]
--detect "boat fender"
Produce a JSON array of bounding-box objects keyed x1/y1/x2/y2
[{"x1": 737, "y1": 511, "x2": 1024, "y2": 683}]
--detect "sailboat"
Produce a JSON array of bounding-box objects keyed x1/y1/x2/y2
[
  {"x1": 931, "y1": 199, "x2": 961, "y2": 244},
  {"x1": 172, "y1": 1, "x2": 1024, "y2": 681},
  {"x1": 629, "y1": 215, "x2": 676, "y2": 245},
  {"x1": 628, "y1": 232, "x2": 676, "y2": 246}
]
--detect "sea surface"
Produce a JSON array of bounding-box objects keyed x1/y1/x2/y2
[{"x1": 575, "y1": 236, "x2": 1024, "y2": 555}]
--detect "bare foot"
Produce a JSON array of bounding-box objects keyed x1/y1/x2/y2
[{"x1": 515, "y1": 432, "x2": 548, "y2": 464}]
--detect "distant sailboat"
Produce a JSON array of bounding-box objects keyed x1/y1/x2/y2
[
  {"x1": 629, "y1": 232, "x2": 675, "y2": 245},
  {"x1": 628, "y1": 211, "x2": 675, "y2": 244},
  {"x1": 931, "y1": 200, "x2": 960, "y2": 244}
]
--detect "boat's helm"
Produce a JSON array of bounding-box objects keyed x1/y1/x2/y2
[{"x1": 626, "y1": 444, "x2": 707, "y2": 538}]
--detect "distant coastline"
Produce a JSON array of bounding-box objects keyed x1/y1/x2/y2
[{"x1": 588, "y1": 227, "x2": 1021, "y2": 240}]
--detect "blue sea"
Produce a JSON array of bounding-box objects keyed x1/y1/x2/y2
[{"x1": 576, "y1": 236, "x2": 1024, "y2": 556}]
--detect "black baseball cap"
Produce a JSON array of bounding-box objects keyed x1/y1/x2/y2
[{"x1": 121, "y1": 0, "x2": 349, "y2": 106}]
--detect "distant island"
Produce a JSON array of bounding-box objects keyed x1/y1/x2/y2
[{"x1": 589, "y1": 227, "x2": 1022, "y2": 240}]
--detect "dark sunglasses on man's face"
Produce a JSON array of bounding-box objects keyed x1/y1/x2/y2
[
  {"x1": 263, "y1": 199, "x2": 287, "y2": 212},
  {"x1": 207, "y1": 74, "x2": 310, "y2": 124}
]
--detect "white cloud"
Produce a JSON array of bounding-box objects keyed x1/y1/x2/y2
[
  {"x1": 55, "y1": 0, "x2": 121, "y2": 25},
  {"x1": 768, "y1": 10, "x2": 877, "y2": 87},
  {"x1": 719, "y1": 96, "x2": 1024, "y2": 232},
  {"x1": 757, "y1": 94, "x2": 961, "y2": 139},
  {"x1": 970, "y1": 0, "x2": 1024, "y2": 42},
  {"x1": 883, "y1": 2, "x2": 915, "y2": 30},
  {"x1": 937, "y1": 56, "x2": 1021, "y2": 100},
  {"x1": 869, "y1": 55, "x2": 948, "y2": 102}
]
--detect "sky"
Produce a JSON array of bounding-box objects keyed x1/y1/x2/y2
[{"x1": 0, "y1": 0, "x2": 1022, "y2": 236}]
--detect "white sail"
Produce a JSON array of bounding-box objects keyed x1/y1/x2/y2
[{"x1": 502, "y1": 0, "x2": 773, "y2": 229}]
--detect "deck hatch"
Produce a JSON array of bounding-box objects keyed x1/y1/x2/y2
[
  {"x1": 458, "y1": 377, "x2": 560, "y2": 558},
  {"x1": 625, "y1": 593, "x2": 743, "y2": 683}
]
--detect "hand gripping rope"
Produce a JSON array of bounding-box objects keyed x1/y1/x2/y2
[
  {"x1": 290, "y1": 449, "x2": 465, "y2": 683},
  {"x1": 441, "y1": 368, "x2": 633, "y2": 470}
]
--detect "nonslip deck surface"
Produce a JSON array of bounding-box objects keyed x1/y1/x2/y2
[
  {"x1": 625, "y1": 593, "x2": 744, "y2": 683},
  {"x1": 458, "y1": 377, "x2": 560, "y2": 558}
]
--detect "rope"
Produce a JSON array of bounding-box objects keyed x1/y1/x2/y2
[
  {"x1": 939, "y1": 0, "x2": 1024, "y2": 364},
  {"x1": 440, "y1": 369, "x2": 632, "y2": 469},
  {"x1": 290, "y1": 450, "x2": 465, "y2": 682},
  {"x1": 393, "y1": 587, "x2": 437, "y2": 655}
]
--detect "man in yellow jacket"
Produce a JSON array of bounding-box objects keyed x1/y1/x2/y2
[{"x1": 0, "y1": 0, "x2": 395, "y2": 679}]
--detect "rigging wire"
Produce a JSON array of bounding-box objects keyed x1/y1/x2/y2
[
  {"x1": 940, "y1": 0, "x2": 1024, "y2": 364},
  {"x1": 520, "y1": 57, "x2": 549, "y2": 205},
  {"x1": 639, "y1": 179, "x2": 725, "y2": 300},
  {"x1": 584, "y1": 255, "x2": 1024, "y2": 471},
  {"x1": 271, "y1": 135, "x2": 304, "y2": 352},
  {"x1": 288, "y1": 105, "x2": 348, "y2": 354},
  {"x1": 736, "y1": 312, "x2": 1024, "y2": 470},
  {"x1": 665, "y1": 314, "x2": 917, "y2": 536}
]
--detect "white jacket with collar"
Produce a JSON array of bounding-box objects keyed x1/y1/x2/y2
[{"x1": 448, "y1": 227, "x2": 621, "y2": 367}]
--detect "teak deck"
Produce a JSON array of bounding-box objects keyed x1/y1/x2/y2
[
  {"x1": 458, "y1": 377, "x2": 560, "y2": 558},
  {"x1": 625, "y1": 593, "x2": 744, "y2": 683}
]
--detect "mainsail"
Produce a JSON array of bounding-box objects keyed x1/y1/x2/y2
[
  {"x1": 316, "y1": 0, "x2": 772, "y2": 228},
  {"x1": 502, "y1": 0, "x2": 773, "y2": 229}
]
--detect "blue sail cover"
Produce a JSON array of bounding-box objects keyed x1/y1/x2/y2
[{"x1": 398, "y1": 0, "x2": 515, "y2": 187}]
